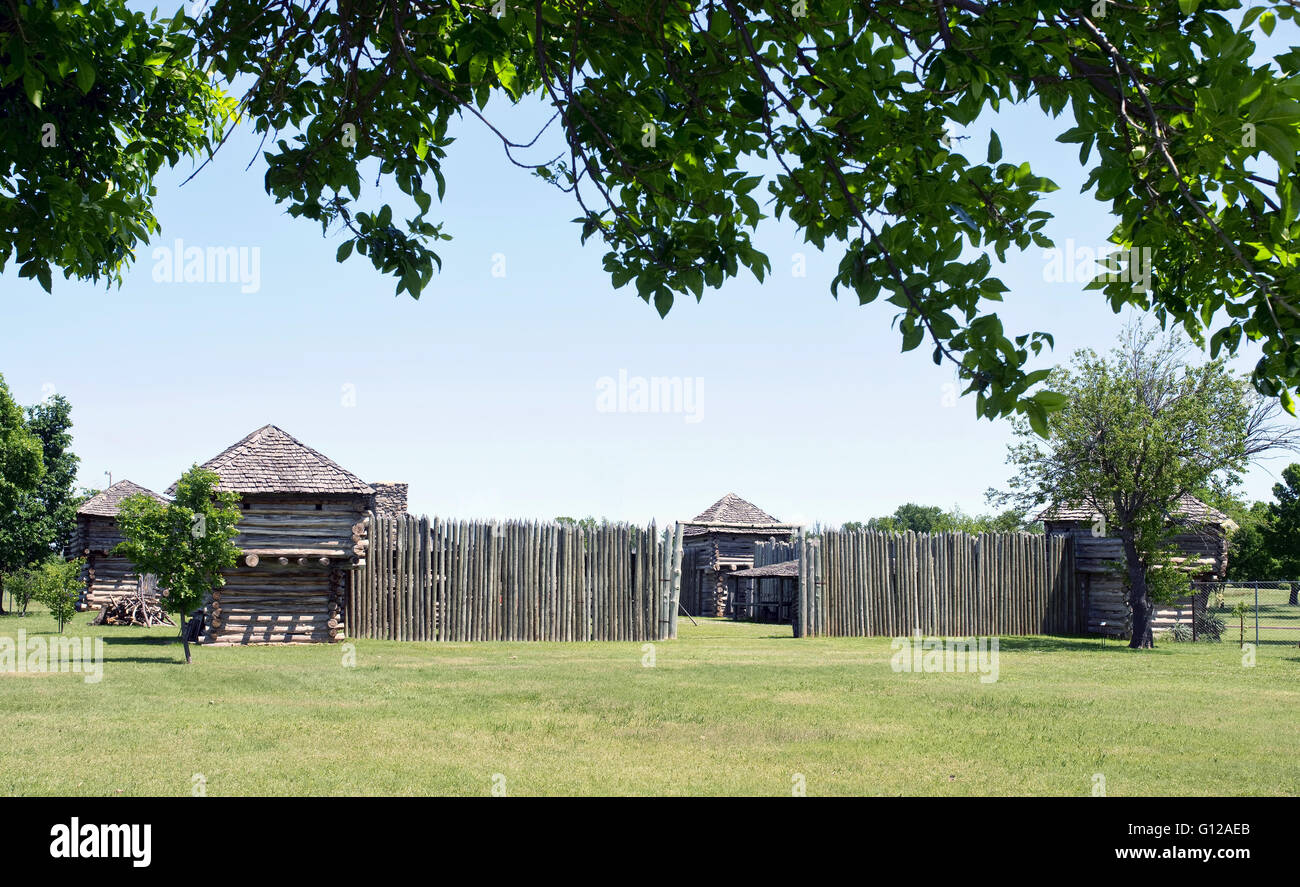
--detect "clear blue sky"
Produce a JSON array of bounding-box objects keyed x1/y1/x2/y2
[{"x1": 3, "y1": 20, "x2": 1296, "y2": 526}]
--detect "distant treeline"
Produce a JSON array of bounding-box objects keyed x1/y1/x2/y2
[{"x1": 842, "y1": 504, "x2": 1042, "y2": 536}]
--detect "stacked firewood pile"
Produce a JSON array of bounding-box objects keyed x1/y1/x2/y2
[{"x1": 91, "y1": 592, "x2": 175, "y2": 628}]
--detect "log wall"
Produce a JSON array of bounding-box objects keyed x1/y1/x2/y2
[
  {"x1": 794, "y1": 530, "x2": 1080, "y2": 638},
  {"x1": 199, "y1": 495, "x2": 368, "y2": 644},
  {"x1": 348, "y1": 514, "x2": 684, "y2": 642},
  {"x1": 75, "y1": 515, "x2": 160, "y2": 610},
  {"x1": 1050, "y1": 523, "x2": 1224, "y2": 638},
  {"x1": 77, "y1": 515, "x2": 126, "y2": 556},
  {"x1": 204, "y1": 562, "x2": 344, "y2": 645},
  {"x1": 83, "y1": 555, "x2": 160, "y2": 610},
  {"x1": 681, "y1": 532, "x2": 792, "y2": 617},
  {"x1": 232, "y1": 495, "x2": 370, "y2": 559}
]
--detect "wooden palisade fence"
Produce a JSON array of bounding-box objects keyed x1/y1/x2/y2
[
  {"x1": 794, "y1": 529, "x2": 1080, "y2": 638},
  {"x1": 349, "y1": 514, "x2": 684, "y2": 642}
]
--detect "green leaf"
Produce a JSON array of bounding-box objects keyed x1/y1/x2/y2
[
  {"x1": 1256, "y1": 124, "x2": 1298, "y2": 173},
  {"x1": 336, "y1": 240, "x2": 354, "y2": 263},
  {"x1": 987, "y1": 130, "x2": 1002, "y2": 164},
  {"x1": 1031, "y1": 390, "x2": 1069, "y2": 411},
  {"x1": 75, "y1": 64, "x2": 96, "y2": 94},
  {"x1": 469, "y1": 53, "x2": 487, "y2": 86},
  {"x1": 23, "y1": 71, "x2": 43, "y2": 108},
  {"x1": 654, "y1": 288, "x2": 673, "y2": 318},
  {"x1": 900, "y1": 320, "x2": 924, "y2": 352},
  {"x1": 492, "y1": 56, "x2": 519, "y2": 99},
  {"x1": 1027, "y1": 405, "x2": 1049, "y2": 439}
]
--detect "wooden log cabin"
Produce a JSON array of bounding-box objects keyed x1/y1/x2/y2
[
  {"x1": 71, "y1": 480, "x2": 167, "y2": 610},
  {"x1": 174, "y1": 425, "x2": 380, "y2": 645},
  {"x1": 1039, "y1": 494, "x2": 1237, "y2": 638},
  {"x1": 680, "y1": 493, "x2": 800, "y2": 617}
]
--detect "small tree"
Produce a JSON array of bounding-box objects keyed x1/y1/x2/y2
[
  {"x1": 34, "y1": 558, "x2": 83, "y2": 633},
  {"x1": 4, "y1": 568, "x2": 39, "y2": 618},
  {"x1": 6, "y1": 557, "x2": 83, "y2": 630},
  {"x1": 996, "y1": 326, "x2": 1300, "y2": 649},
  {"x1": 115, "y1": 466, "x2": 241, "y2": 663},
  {"x1": 1232, "y1": 600, "x2": 1250, "y2": 649}
]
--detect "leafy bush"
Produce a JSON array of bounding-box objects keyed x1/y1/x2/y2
[
  {"x1": 35, "y1": 558, "x2": 83, "y2": 632},
  {"x1": 1166, "y1": 623, "x2": 1193, "y2": 642},
  {"x1": 5, "y1": 558, "x2": 83, "y2": 631},
  {"x1": 1195, "y1": 612, "x2": 1225, "y2": 643},
  {"x1": 3, "y1": 569, "x2": 40, "y2": 615},
  {"x1": 1144, "y1": 553, "x2": 1192, "y2": 605}
]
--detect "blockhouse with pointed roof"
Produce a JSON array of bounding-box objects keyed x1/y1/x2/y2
[
  {"x1": 1036, "y1": 493, "x2": 1236, "y2": 637},
  {"x1": 72, "y1": 480, "x2": 168, "y2": 610},
  {"x1": 181, "y1": 425, "x2": 385, "y2": 645},
  {"x1": 679, "y1": 493, "x2": 800, "y2": 618}
]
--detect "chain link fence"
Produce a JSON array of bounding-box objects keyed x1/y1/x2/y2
[{"x1": 1191, "y1": 581, "x2": 1300, "y2": 651}]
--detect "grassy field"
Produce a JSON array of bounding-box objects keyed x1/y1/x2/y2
[
  {"x1": 2, "y1": 604, "x2": 1298, "y2": 796},
  {"x1": 1212, "y1": 583, "x2": 1300, "y2": 649}
]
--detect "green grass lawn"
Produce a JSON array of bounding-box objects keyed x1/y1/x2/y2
[{"x1": 2, "y1": 604, "x2": 1297, "y2": 796}]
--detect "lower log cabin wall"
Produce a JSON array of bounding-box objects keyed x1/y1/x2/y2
[
  {"x1": 1051, "y1": 524, "x2": 1223, "y2": 637},
  {"x1": 204, "y1": 561, "x2": 346, "y2": 645},
  {"x1": 84, "y1": 556, "x2": 158, "y2": 609}
]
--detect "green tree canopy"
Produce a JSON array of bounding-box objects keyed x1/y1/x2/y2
[
  {"x1": 8, "y1": 3, "x2": 1300, "y2": 423},
  {"x1": 856, "y1": 503, "x2": 1040, "y2": 534},
  {"x1": 1222, "y1": 498, "x2": 1282, "y2": 580},
  {"x1": 0, "y1": 394, "x2": 80, "y2": 580},
  {"x1": 115, "y1": 466, "x2": 242, "y2": 663},
  {"x1": 0, "y1": 373, "x2": 46, "y2": 614},
  {"x1": 1265, "y1": 463, "x2": 1300, "y2": 578},
  {"x1": 0, "y1": 373, "x2": 43, "y2": 515},
  {"x1": 0, "y1": 0, "x2": 232, "y2": 290}
]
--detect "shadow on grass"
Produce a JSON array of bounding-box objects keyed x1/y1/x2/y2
[
  {"x1": 775, "y1": 633, "x2": 1138, "y2": 653},
  {"x1": 103, "y1": 655, "x2": 190, "y2": 665},
  {"x1": 101, "y1": 636, "x2": 180, "y2": 646},
  {"x1": 954, "y1": 636, "x2": 1116, "y2": 654}
]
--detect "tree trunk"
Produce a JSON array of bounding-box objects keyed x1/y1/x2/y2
[
  {"x1": 1122, "y1": 534, "x2": 1154, "y2": 649},
  {"x1": 1289, "y1": 582, "x2": 1297, "y2": 607},
  {"x1": 0, "y1": 574, "x2": 6, "y2": 616}
]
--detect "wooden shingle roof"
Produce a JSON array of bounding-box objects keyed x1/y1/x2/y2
[
  {"x1": 1036, "y1": 494, "x2": 1238, "y2": 531},
  {"x1": 690, "y1": 493, "x2": 781, "y2": 525},
  {"x1": 682, "y1": 493, "x2": 798, "y2": 536},
  {"x1": 76, "y1": 480, "x2": 166, "y2": 517},
  {"x1": 730, "y1": 559, "x2": 799, "y2": 579},
  {"x1": 169, "y1": 425, "x2": 374, "y2": 496}
]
